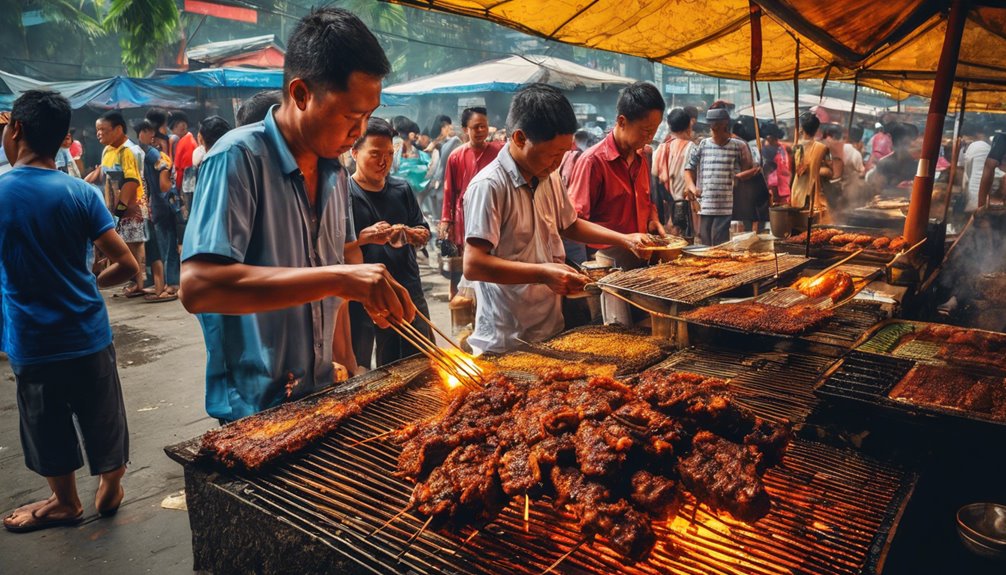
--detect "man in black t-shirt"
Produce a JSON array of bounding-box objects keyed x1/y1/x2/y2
[
  {"x1": 978, "y1": 133, "x2": 1006, "y2": 211},
  {"x1": 346, "y1": 118, "x2": 432, "y2": 368}
]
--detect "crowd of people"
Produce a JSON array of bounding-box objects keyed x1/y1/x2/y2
[{"x1": 2, "y1": 5, "x2": 1005, "y2": 536}]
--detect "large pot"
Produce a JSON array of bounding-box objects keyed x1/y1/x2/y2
[{"x1": 769, "y1": 206, "x2": 813, "y2": 238}]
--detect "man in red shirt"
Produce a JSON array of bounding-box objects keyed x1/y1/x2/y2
[
  {"x1": 439, "y1": 106, "x2": 503, "y2": 297},
  {"x1": 568, "y1": 82, "x2": 666, "y2": 264},
  {"x1": 170, "y1": 111, "x2": 197, "y2": 193}
]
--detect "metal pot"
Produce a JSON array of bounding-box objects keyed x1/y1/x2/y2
[{"x1": 769, "y1": 206, "x2": 813, "y2": 238}]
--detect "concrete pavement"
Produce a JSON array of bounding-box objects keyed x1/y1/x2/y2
[{"x1": 0, "y1": 263, "x2": 452, "y2": 574}]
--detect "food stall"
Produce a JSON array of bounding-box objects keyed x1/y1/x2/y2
[{"x1": 164, "y1": 2, "x2": 1006, "y2": 573}]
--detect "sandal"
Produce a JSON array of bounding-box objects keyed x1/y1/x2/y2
[
  {"x1": 3, "y1": 508, "x2": 84, "y2": 533},
  {"x1": 142, "y1": 292, "x2": 178, "y2": 303}
]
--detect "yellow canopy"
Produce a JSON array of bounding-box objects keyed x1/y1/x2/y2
[{"x1": 389, "y1": 0, "x2": 1006, "y2": 109}]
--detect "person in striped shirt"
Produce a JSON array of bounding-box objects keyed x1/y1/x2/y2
[{"x1": 684, "y1": 105, "x2": 759, "y2": 246}]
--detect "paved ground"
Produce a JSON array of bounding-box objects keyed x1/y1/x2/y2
[{"x1": 0, "y1": 262, "x2": 452, "y2": 574}]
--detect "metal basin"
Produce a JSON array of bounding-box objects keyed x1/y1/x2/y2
[{"x1": 957, "y1": 503, "x2": 1006, "y2": 561}]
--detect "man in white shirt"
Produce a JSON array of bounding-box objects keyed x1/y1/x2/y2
[
  {"x1": 462, "y1": 84, "x2": 655, "y2": 354},
  {"x1": 959, "y1": 124, "x2": 992, "y2": 214},
  {"x1": 842, "y1": 125, "x2": 866, "y2": 207}
]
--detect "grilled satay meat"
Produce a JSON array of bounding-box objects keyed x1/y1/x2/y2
[
  {"x1": 410, "y1": 443, "x2": 504, "y2": 520},
  {"x1": 888, "y1": 364, "x2": 1006, "y2": 421},
  {"x1": 677, "y1": 431, "x2": 771, "y2": 522},
  {"x1": 574, "y1": 419, "x2": 634, "y2": 477},
  {"x1": 888, "y1": 236, "x2": 907, "y2": 251},
  {"x1": 551, "y1": 467, "x2": 657, "y2": 562},
  {"x1": 565, "y1": 377, "x2": 634, "y2": 420},
  {"x1": 871, "y1": 236, "x2": 891, "y2": 250},
  {"x1": 629, "y1": 470, "x2": 679, "y2": 518},
  {"x1": 611, "y1": 401, "x2": 685, "y2": 459},
  {"x1": 684, "y1": 302, "x2": 834, "y2": 335}
]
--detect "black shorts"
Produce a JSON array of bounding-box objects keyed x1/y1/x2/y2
[{"x1": 13, "y1": 344, "x2": 129, "y2": 477}]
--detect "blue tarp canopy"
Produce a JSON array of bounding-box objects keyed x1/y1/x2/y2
[
  {"x1": 0, "y1": 70, "x2": 196, "y2": 110},
  {"x1": 159, "y1": 67, "x2": 284, "y2": 89}
]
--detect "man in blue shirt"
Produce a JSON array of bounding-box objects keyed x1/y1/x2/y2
[
  {"x1": 1, "y1": 90, "x2": 139, "y2": 533},
  {"x1": 180, "y1": 8, "x2": 416, "y2": 422}
]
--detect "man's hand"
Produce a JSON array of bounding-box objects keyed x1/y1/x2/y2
[
  {"x1": 406, "y1": 226, "x2": 431, "y2": 246},
  {"x1": 537, "y1": 263, "x2": 590, "y2": 296},
  {"x1": 437, "y1": 220, "x2": 453, "y2": 240},
  {"x1": 686, "y1": 184, "x2": 700, "y2": 200},
  {"x1": 340, "y1": 264, "x2": 417, "y2": 328},
  {"x1": 647, "y1": 219, "x2": 667, "y2": 236},
  {"x1": 358, "y1": 221, "x2": 395, "y2": 246},
  {"x1": 621, "y1": 232, "x2": 661, "y2": 259}
]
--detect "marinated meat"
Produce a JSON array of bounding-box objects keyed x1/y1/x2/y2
[
  {"x1": 200, "y1": 374, "x2": 413, "y2": 470},
  {"x1": 409, "y1": 443, "x2": 503, "y2": 520},
  {"x1": 794, "y1": 270, "x2": 853, "y2": 302},
  {"x1": 574, "y1": 419, "x2": 634, "y2": 477},
  {"x1": 629, "y1": 470, "x2": 679, "y2": 518},
  {"x1": 888, "y1": 364, "x2": 1006, "y2": 422},
  {"x1": 677, "y1": 432, "x2": 771, "y2": 522},
  {"x1": 396, "y1": 371, "x2": 788, "y2": 563},
  {"x1": 684, "y1": 302, "x2": 834, "y2": 335}
]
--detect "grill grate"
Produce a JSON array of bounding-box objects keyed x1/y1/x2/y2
[
  {"x1": 818, "y1": 352, "x2": 914, "y2": 403},
  {"x1": 171, "y1": 368, "x2": 915, "y2": 575},
  {"x1": 598, "y1": 254, "x2": 810, "y2": 305},
  {"x1": 652, "y1": 345, "x2": 835, "y2": 425}
]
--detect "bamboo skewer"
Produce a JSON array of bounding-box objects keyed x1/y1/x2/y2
[
  {"x1": 809, "y1": 249, "x2": 863, "y2": 281},
  {"x1": 386, "y1": 322, "x2": 481, "y2": 391},
  {"x1": 396, "y1": 515, "x2": 435, "y2": 560},
  {"x1": 395, "y1": 319, "x2": 482, "y2": 383},
  {"x1": 541, "y1": 538, "x2": 588, "y2": 574}
]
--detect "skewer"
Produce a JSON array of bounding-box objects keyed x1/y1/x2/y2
[
  {"x1": 396, "y1": 514, "x2": 434, "y2": 560},
  {"x1": 394, "y1": 319, "x2": 483, "y2": 385},
  {"x1": 808, "y1": 248, "x2": 862, "y2": 281},
  {"x1": 413, "y1": 308, "x2": 469, "y2": 357},
  {"x1": 540, "y1": 538, "x2": 588, "y2": 575},
  {"x1": 371, "y1": 505, "x2": 412, "y2": 537},
  {"x1": 386, "y1": 322, "x2": 479, "y2": 390},
  {"x1": 389, "y1": 319, "x2": 477, "y2": 387},
  {"x1": 524, "y1": 494, "x2": 530, "y2": 533},
  {"x1": 346, "y1": 428, "x2": 396, "y2": 448}
]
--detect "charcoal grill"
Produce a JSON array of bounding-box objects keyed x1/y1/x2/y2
[
  {"x1": 597, "y1": 254, "x2": 810, "y2": 306},
  {"x1": 167, "y1": 352, "x2": 915, "y2": 575}
]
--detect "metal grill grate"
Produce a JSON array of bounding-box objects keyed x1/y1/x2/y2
[
  {"x1": 171, "y1": 367, "x2": 915, "y2": 575},
  {"x1": 598, "y1": 254, "x2": 810, "y2": 305}
]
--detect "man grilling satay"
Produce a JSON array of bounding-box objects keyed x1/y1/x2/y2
[
  {"x1": 180, "y1": 8, "x2": 416, "y2": 423},
  {"x1": 462, "y1": 84, "x2": 657, "y2": 355}
]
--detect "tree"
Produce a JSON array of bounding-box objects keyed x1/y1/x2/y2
[{"x1": 102, "y1": 0, "x2": 180, "y2": 77}]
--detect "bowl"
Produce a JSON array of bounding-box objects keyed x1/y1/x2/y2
[
  {"x1": 580, "y1": 260, "x2": 615, "y2": 282},
  {"x1": 957, "y1": 503, "x2": 1006, "y2": 561}
]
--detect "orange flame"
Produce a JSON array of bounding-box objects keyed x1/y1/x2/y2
[{"x1": 435, "y1": 347, "x2": 484, "y2": 390}]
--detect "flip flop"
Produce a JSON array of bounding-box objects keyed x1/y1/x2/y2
[
  {"x1": 3, "y1": 509, "x2": 84, "y2": 533},
  {"x1": 124, "y1": 289, "x2": 147, "y2": 299},
  {"x1": 97, "y1": 486, "x2": 124, "y2": 517},
  {"x1": 142, "y1": 292, "x2": 178, "y2": 303}
]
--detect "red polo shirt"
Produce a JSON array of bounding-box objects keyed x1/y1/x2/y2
[{"x1": 567, "y1": 132, "x2": 652, "y2": 248}]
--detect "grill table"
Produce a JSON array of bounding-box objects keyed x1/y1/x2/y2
[{"x1": 167, "y1": 349, "x2": 915, "y2": 575}]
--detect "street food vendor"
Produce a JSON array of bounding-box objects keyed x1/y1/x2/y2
[
  {"x1": 977, "y1": 131, "x2": 1006, "y2": 210},
  {"x1": 790, "y1": 112, "x2": 833, "y2": 222},
  {"x1": 179, "y1": 8, "x2": 416, "y2": 423},
  {"x1": 462, "y1": 83, "x2": 656, "y2": 354},
  {"x1": 869, "y1": 123, "x2": 919, "y2": 197}
]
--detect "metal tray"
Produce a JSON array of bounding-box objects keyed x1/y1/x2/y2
[{"x1": 815, "y1": 322, "x2": 1006, "y2": 430}]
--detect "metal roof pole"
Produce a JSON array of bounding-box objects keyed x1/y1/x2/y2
[
  {"x1": 903, "y1": 0, "x2": 970, "y2": 245},
  {"x1": 939, "y1": 85, "x2": 968, "y2": 221}
]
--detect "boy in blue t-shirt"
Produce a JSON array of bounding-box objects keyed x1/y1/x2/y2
[{"x1": 0, "y1": 90, "x2": 139, "y2": 533}]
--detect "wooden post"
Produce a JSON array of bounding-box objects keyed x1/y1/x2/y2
[
  {"x1": 767, "y1": 82, "x2": 777, "y2": 124},
  {"x1": 793, "y1": 38, "x2": 800, "y2": 146},
  {"x1": 903, "y1": 0, "x2": 970, "y2": 245},
  {"x1": 847, "y1": 75, "x2": 859, "y2": 137},
  {"x1": 940, "y1": 86, "x2": 968, "y2": 221}
]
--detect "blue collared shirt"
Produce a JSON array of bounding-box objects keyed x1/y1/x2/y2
[{"x1": 182, "y1": 107, "x2": 354, "y2": 420}]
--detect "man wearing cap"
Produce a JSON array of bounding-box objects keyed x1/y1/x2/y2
[{"x1": 684, "y1": 105, "x2": 758, "y2": 246}]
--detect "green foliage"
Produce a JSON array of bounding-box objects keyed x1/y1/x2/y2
[{"x1": 102, "y1": 0, "x2": 180, "y2": 77}]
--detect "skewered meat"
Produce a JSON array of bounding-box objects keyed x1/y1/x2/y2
[
  {"x1": 871, "y1": 236, "x2": 891, "y2": 250},
  {"x1": 684, "y1": 302, "x2": 834, "y2": 335},
  {"x1": 575, "y1": 419, "x2": 634, "y2": 477},
  {"x1": 888, "y1": 236, "x2": 907, "y2": 251},
  {"x1": 396, "y1": 371, "x2": 789, "y2": 563},
  {"x1": 409, "y1": 443, "x2": 504, "y2": 520},
  {"x1": 200, "y1": 375, "x2": 412, "y2": 470},
  {"x1": 888, "y1": 364, "x2": 1006, "y2": 421},
  {"x1": 677, "y1": 431, "x2": 771, "y2": 522},
  {"x1": 550, "y1": 467, "x2": 657, "y2": 562},
  {"x1": 629, "y1": 470, "x2": 679, "y2": 518}
]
